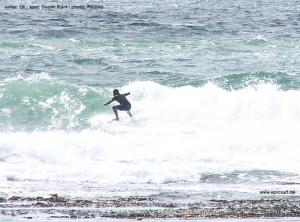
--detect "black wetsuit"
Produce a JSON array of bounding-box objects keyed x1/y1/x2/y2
[{"x1": 112, "y1": 93, "x2": 131, "y2": 111}]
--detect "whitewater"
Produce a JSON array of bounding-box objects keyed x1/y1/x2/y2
[{"x1": 1, "y1": 78, "x2": 300, "y2": 200}]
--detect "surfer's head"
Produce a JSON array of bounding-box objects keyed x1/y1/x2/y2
[{"x1": 113, "y1": 89, "x2": 120, "y2": 96}]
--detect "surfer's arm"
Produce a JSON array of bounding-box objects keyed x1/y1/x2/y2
[
  {"x1": 104, "y1": 100, "x2": 112, "y2": 106},
  {"x1": 104, "y1": 96, "x2": 116, "y2": 106},
  {"x1": 123, "y1": 92, "x2": 130, "y2": 96}
]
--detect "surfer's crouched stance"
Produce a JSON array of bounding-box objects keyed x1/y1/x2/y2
[{"x1": 104, "y1": 89, "x2": 132, "y2": 121}]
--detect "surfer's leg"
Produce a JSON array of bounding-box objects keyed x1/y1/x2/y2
[
  {"x1": 112, "y1": 106, "x2": 119, "y2": 120},
  {"x1": 127, "y1": 111, "x2": 132, "y2": 117},
  {"x1": 125, "y1": 104, "x2": 132, "y2": 117}
]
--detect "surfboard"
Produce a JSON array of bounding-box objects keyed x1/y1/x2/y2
[
  {"x1": 108, "y1": 117, "x2": 133, "y2": 124},
  {"x1": 89, "y1": 114, "x2": 135, "y2": 127}
]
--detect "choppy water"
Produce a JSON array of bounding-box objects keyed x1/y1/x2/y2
[{"x1": 0, "y1": 0, "x2": 300, "y2": 211}]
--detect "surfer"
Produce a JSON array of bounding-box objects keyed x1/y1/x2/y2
[{"x1": 104, "y1": 89, "x2": 132, "y2": 121}]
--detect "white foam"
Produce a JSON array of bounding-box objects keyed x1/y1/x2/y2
[
  {"x1": 4, "y1": 72, "x2": 52, "y2": 82},
  {"x1": 1, "y1": 82, "x2": 300, "y2": 186}
]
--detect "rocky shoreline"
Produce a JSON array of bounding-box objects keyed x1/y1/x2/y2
[{"x1": 0, "y1": 195, "x2": 300, "y2": 219}]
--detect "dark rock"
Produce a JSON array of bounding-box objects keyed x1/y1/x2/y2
[
  {"x1": 8, "y1": 196, "x2": 22, "y2": 201},
  {"x1": 34, "y1": 202, "x2": 49, "y2": 207}
]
